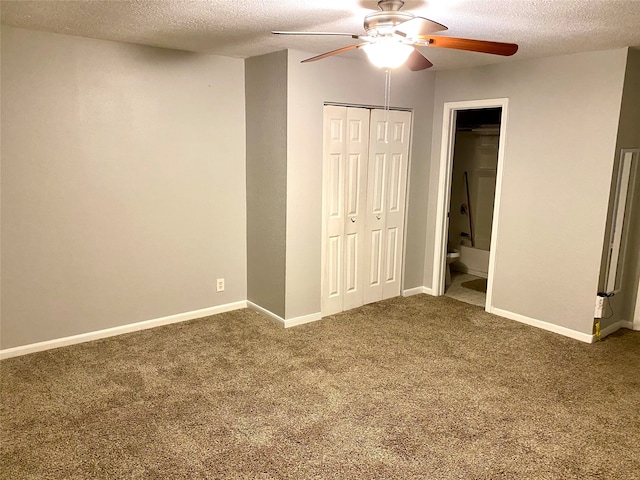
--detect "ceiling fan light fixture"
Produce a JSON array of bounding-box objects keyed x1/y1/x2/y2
[{"x1": 361, "y1": 41, "x2": 413, "y2": 69}]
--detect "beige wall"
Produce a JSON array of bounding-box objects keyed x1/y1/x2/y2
[
  {"x1": 285, "y1": 50, "x2": 436, "y2": 319},
  {"x1": 0, "y1": 27, "x2": 247, "y2": 349},
  {"x1": 245, "y1": 51, "x2": 288, "y2": 317},
  {"x1": 425, "y1": 48, "x2": 628, "y2": 335}
]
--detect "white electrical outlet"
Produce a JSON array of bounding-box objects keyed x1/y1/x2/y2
[
  {"x1": 216, "y1": 278, "x2": 225, "y2": 292},
  {"x1": 594, "y1": 295, "x2": 605, "y2": 319}
]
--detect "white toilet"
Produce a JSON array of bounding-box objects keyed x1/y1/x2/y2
[{"x1": 445, "y1": 249, "x2": 460, "y2": 286}]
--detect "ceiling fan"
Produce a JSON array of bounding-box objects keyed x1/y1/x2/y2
[{"x1": 273, "y1": 0, "x2": 518, "y2": 70}]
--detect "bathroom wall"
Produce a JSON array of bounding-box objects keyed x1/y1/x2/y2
[{"x1": 448, "y1": 130, "x2": 499, "y2": 253}]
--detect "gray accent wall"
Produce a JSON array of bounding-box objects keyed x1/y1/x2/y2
[
  {"x1": 285, "y1": 50, "x2": 436, "y2": 319},
  {"x1": 0, "y1": 27, "x2": 247, "y2": 349},
  {"x1": 245, "y1": 51, "x2": 288, "y2": 318},
  {"x1": 425, "y1": 48, "x2": 629, "y2": 335}
]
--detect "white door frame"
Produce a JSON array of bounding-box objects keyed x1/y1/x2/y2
[
  {"x1": 634, "y1": 281, "x2": 640, "y2": 329},
  {"x1": 432, "y1": 98, "x2": 509, "y2": 312},
  {"x1": 603, "y1": 148, "x2": 639, "y2": 294}
]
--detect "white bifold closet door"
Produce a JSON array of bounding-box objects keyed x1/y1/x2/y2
[
  {"x1": 322, "y1": 105, "x2": 412, "y2": 316},
  {"x1": 364, "y1": 108, "x2": 411, "y2": 305}
]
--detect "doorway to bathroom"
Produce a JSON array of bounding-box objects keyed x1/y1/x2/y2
[{"x1": 432, "y1": 99, "x2": 509, "y2": 311}]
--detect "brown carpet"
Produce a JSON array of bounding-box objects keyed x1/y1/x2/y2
[
  {"x1": 1, "y1": 295, "x2": 639, "y2": 479},
  {"x1": 461, "y1": 278, "x2": 488, "y2": 293}
]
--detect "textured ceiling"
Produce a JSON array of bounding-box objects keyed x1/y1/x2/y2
[{"x1": 2, "y1": 0, "x2": 640, "y2": 70}]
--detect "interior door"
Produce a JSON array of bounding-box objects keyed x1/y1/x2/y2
[
  {"x1": 364, "y1": 109, "x2": 412, "y2": 304},
  {"x1": 322, "y1": 106, "x2": 370, "y2": 316}
]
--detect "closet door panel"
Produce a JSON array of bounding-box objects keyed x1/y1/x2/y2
[
  {"x1": 364, "y1": 124, "x2": 388, "y2": 305},
  {"x1": 382, "y1": 110, "x2": 411, "y2": 300},
  {"x1": 322, "y1": 106, "x2": 347, "y2": 315},
  {"x1": 342, "y1": 108, "x2": 370, "y2": 310},
  {"x1": 322, "y1": 106, "x2": 370, "y2": 314},
  {"x1": 365, "y1": 109, "x2": 412, "y2": 303}
]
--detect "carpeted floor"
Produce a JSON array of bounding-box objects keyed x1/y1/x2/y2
[{"x1": 1, "y1": 294, "x2": 639, "y2": 479}]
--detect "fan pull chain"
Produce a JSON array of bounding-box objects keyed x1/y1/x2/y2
[{"x1": 384, "y1": 68, "x2": 391, "y2": 143}]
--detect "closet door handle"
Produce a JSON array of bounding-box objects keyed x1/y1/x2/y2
[
  {"x1": 350, "y1": 217, "x2": 356, "y2": 223},
  {"x1": 376, "y1": 214, "x2": 381, "y2": 220}
]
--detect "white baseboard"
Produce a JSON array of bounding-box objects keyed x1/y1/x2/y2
[
  {"x1": 246, "y1": 302, "x2": 323, "y2": 329},
  {"x1": 489, "y1": 307, "x2": 594, "y2": 343},
  {"x1": 403, "y1": 286, "x2": 434, "y2": 297},
  {"x1": 5, "y1": 296, "x2": 623, "y2": 359},
  {"x1": 247, "y1": 301, "x2": 286, "y2": 326},
  {"x1": 599, "y1": 320, "x2": 626, "y2": 339},
  {"x1": 284, "y1": 311, "x2": 323, "y2": 328},
  {"x1": 621, "y1": 320, "x2": 639, "y2": 331},
  {"x1": 0, "y1": 301, "x2": 247, "y2": 360}
]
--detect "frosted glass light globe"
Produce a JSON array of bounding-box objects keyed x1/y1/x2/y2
[{"x1": 362, "y1": 41, "x2": 413, "y2": 69}]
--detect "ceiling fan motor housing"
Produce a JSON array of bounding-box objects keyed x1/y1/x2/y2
[
  {"x1": 365, "y1": 0, "x2": 414, "y2": 36},
  {"x1": 364, "y1": 11, "x2": 414, "y2": 35},
  {"x1": 378, "y1": 0, "x2": 405, "y2": 11}
]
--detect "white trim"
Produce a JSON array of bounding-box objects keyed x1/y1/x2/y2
[
  {"x1": 432, "y1": 98, "x2": 509, "y2": 315},
  {"x1": 247, "y1": 301, "x2": 285, "y2": 325},
  {"x1": 600, "y1": 320, "x2": 627, "y2": 339},
  {"x1": 619, "y1": 320, "x2": 639, "y2": 332},
  {"x1": 247, "y1": 301, "x2": 323, "y2": 329},
  {"x1": 402, "y1": 286, "x2": 433, "y2": 296},
  {"x1": 604, "y1": 149, "x2": 639, "y2": 293},
  {"x1": 432, "y1": 104, "x2": 457, "y2": 296},
  {"x1": 633, "y1": 272, "x2": 640, "y2": 328},
  {"x1": 489, "y1": 307, "x2": 594, "y2": 343},
  {"x1": 484, "y1": 103, "x2": 509, "y2": 312},
  {"x1": 0, "y1": 301, "x2": 247, "y2": 360},
  {"x1": 283, "y1": 311, "x2": 323, "y2": 328}
]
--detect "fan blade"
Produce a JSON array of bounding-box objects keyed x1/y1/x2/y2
[
  {"x1": 418, "y1": 35, "x2": 518, "y2": 56},
  {"x1": 406, "y1": 48, "x2": 433, "y2": 71},
  {"x1": 273, "y1": 31, "x2": 359, "y2": 39},
  {"x1": 395, "y1": 16, "x2": 448, "y2": 37},
  {"x1": 301, "y1": 44, "x2": 367, "y2": 63}
]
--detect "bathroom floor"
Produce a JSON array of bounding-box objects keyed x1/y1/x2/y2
[{"x1": 444, "y1": 270, "x2": 486, "y2": 307}]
